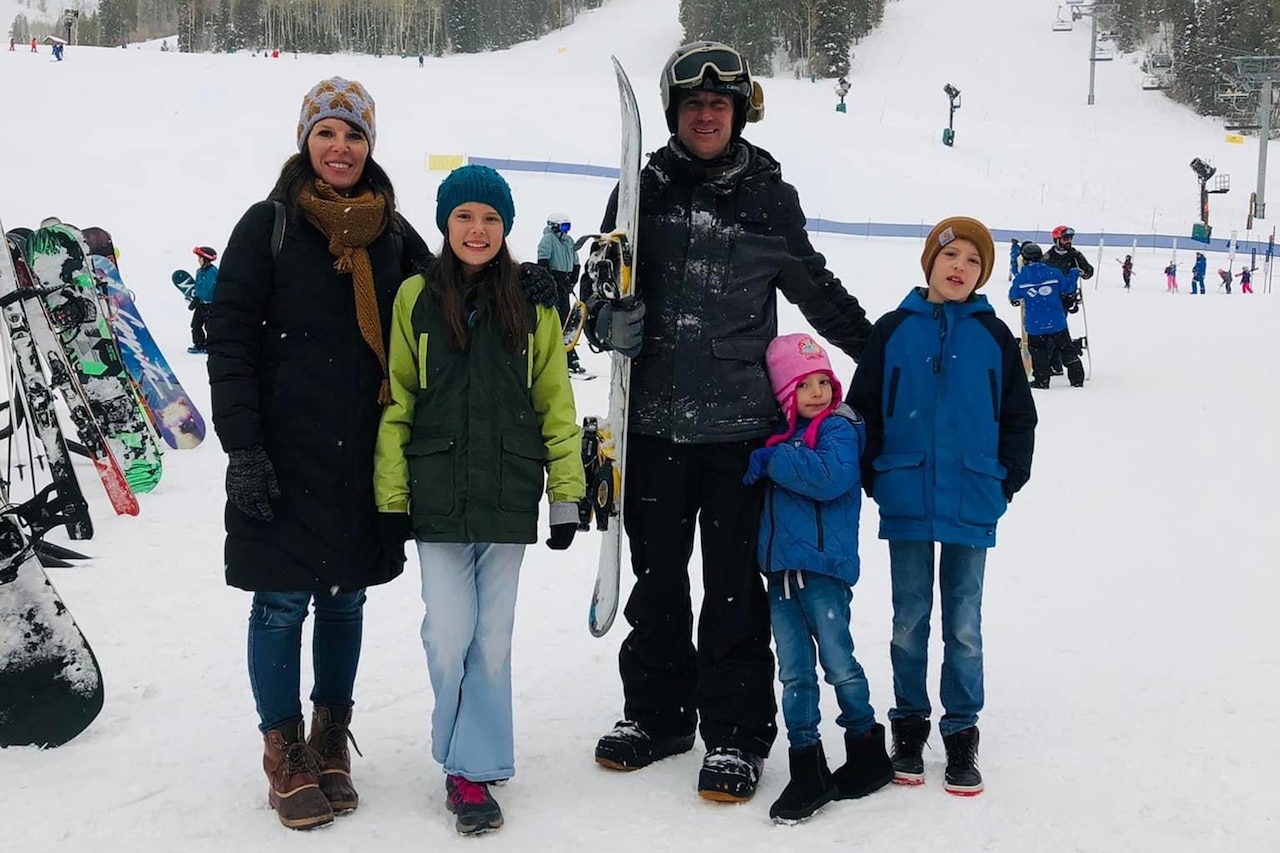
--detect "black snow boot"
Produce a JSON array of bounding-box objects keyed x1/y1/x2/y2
[
  {"x1": 943, "y1": 727, "x2": 984, "y2": 796},
  {"x1": 697, "y1": 746, "x2": 765, "y2": 803},
  {"x1": 594, "y1": 720, "x2": 694, "y2": 771},
  {"x1": 889, "y1": 716, "x2": 931, "y2": 785},
  {"x1": 768, "y1": 742, "x2": 838, "y2": 823},
  {"x1": 831, "y1": 723, "x2": 894, "y2": 800}
]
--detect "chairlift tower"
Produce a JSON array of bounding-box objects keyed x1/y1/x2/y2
[
  {"x1": 1227, "y1": 56, "x2": 1280, "y2": 220},
  {"x1": 1066, "y1": 2, "x2": 1117, "y2": 105}
]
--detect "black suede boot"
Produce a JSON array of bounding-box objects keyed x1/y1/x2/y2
[
  {"x1": 768, "y1": 742, "x2": 838, "y2": 823},
  {"x1": 831, "y1": 723, "x2": 895, "y2": 800}
]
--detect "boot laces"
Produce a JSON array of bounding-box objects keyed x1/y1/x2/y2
[
  {"x1": 318, "y1": 721, "x2": 363, "y2": 759},
  {"x1": 282, "y1": 741, "x2": 317, "y2": 776},
  {"x1": 450, "y1": 776, "x2": 490, "y2": 806}
]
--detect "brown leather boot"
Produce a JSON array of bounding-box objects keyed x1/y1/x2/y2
[
  {"x1": 263, "y1": 720, "x2": 333, "y2": 829},
  {"x1": 307, "y1": 704, "x2": 361, "y2": 813}
]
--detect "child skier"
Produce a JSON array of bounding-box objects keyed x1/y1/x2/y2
[
  {"x1": 1164, "y1": 261, "x2": 1178, "y2": 293},
  {"x1": 1011, "y1": 242, "x2": 1085, "y2": 388},
  {"x1": 1117, "y1": 255, "x2": 1133, "y2": 290},
  {"x1": 848, "y1": 217, "x2": 1036, "y2": 796},
  {"x1": 1239, "y1": 266, "x2": 1254, "y2": 294},
  {"x1": 744, "y1": 332, "x2": 892, "y2": 823},
  {"x1": 189, "y1": 246, "x2": 219, "y2": 354}
]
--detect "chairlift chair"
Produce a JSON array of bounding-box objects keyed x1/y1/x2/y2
[
  {"x1": 1142, "y1": 75, "x2": 1166, "y2": 91},
  {"x1": 1150, "y1": 53, "x2": 1173, "y2": 71},
  {"x1": 1093, "y1": 45, "x2": 1114, "y2": 61},
  {"x1": 1052, "y1": 20, "x2": 1073, "y2": 32}
]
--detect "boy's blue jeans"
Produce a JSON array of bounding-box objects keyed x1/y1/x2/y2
[
  {"x1": 887, "y1": 541, "x2": 987, "y2": 736},
  {"x1": 247, "y1": 589, "x2": 367, "y2": 732},
  {"x1": 768, "y1": 571, "x2": 875, "y2": 749},
  {"x1": 417, "y1": 541, "x2": 524, "y2": 782}
]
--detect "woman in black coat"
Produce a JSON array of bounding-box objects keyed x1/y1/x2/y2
[{"x1": 208, "y1": 77, "x2": 432, "y2": 830}]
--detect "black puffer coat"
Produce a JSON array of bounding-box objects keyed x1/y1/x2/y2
[
  {"x1": 595, "y1": 140, "x2": 871, "y2": 444},
  {"x1": 209, "y1": 200, "x2": 432, "y2": 592}
]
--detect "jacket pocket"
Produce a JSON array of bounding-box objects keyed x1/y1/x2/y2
[
  {"x1": 870, "y1": 451, "x2": 927, "y2": 520},
  {"x1": 958, "y1": 453, "x2": 1009, "y2": 526},
  {"x1": 710, "y1": 336, "x2": 770, "y2": 364},
  {"x1": 499, "y1": 433, "x2": 545, "y2": 512},
  {"x1": 407, "y1": 434, "x2": 456, "y2": 515}
]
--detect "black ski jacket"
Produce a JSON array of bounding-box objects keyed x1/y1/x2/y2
[
  {"x1": 1044, "y1": 245, "x2": 1094, "y2": 280},
  {"x1": 209, "y1": 200, "x2": 432, "y2": 592},
  {"x1": 592, "y1": 139, "x2": 871, "y2": 444}
]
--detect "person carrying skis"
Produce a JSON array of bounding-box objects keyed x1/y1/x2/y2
[
  {"x1": 848, "y1": 216, "x2": 1036, "y2": 797},
  {"x1": 584, "y1": 40, "x2": 873, "y2": 804},
  {"x1": 208, "y1": 76, "x2": 435, "y2": 831},
  {"x1": 1191, "y1": 252, "x2": 1207, "y2": 294},
  {"x1": 537, "y1": 212, "x2": 586, "y2": 375},
  {"x1": 1117, "y1": 254, "x2": 1133, "y2": 290},
  {"x1": 1165, "y1": 261, "x2": 1178, "y2": 293},
  {"x1": 745, "y1": 333, "x2": 892, "y2": 823},
  {"x1": 1011, "y1": 242, "x2": 1085, "y2": 388},
  {"x1": 188, "y1": 246, "x2": 219, "y2": 354},
  {"x1": 1239, "y1": 266, "x2": 1255, "y2": 294},
  {"x1": 374, "y1": 164, "x2": 585, "y2": 836}
]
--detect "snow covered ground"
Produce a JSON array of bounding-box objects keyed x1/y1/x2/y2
[{"x1": 1, "y1": 0, "x2": 1277, "y2": 851}]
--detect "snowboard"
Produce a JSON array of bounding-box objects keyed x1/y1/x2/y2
[
  {"x1": 0, "y1": 500, "x2": 104, "y2": 748},
  {"x1": 5, "y1": 237, "x2": 139, "y2": 517},
  {"x1": 170, "y1": 270, "x2": 195, "y2": 303},
  {"x1": 91, "y1": 255, "x2": 206, "y2": 449},
  {"x1": 577, "y1": 57, "x2": 642, "y2": 638},
  {"x1": 24, "y1": 221, "x2": 162, "y2": 494}
]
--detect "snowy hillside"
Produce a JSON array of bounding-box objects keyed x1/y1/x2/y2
[{"x1": 1, "y1": 0, "x2": 1277, "y2": 851}]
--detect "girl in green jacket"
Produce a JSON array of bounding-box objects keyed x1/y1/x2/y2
[{"x1": 374, "y1": 164, "x2": 584, "y2": 836}]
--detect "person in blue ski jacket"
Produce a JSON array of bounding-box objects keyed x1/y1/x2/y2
[
  {"x1": 848, "y1": 216, "x2": 1037, "y2": 797},
  {"x1": 1191, "y1": 252, "x2": 1207, "y2": 295},
  {"x1": 744, "y1": 332, "x2": 892, "y2": 824},
  {"x1": 1008, "y1": 238, "x2": 1021, "y2": 281},
  {"x1": 1010, "y1": 242, "x2": 1083, "y2": 388},
  {"x1": 189, "y1": 245, "x2": 219, "y2": 354}
]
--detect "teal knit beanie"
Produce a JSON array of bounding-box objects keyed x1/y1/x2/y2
[{"x1": 435, "y1": 164, "x2": 515, "y2": 236}]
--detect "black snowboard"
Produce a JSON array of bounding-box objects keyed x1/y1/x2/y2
[{"x1": 0, "y1": 514, "x2": 103, "y2": 748}]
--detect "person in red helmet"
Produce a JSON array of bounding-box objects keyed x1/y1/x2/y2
[
  {"x1": 188, "y1": 246, "x2": 219, "y2": 354},
  {"x1": 1040, "y1": 226, "x2": 1092, "y2": 375}
]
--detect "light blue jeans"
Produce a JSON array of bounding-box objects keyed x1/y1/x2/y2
[
  {"x1": 887, "y1": 541, "x2": 987, "y2": 737},
  {"x1": 768, "y1": 571, "x2": 875, "y2": 748},
  {"x1": 417, "y1": 541, "x2": 525, "y2": 782}
]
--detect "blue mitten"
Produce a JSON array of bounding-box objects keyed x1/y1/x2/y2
[{"x1": 743, "y1": 446, "x2": 778, "y2": 485}]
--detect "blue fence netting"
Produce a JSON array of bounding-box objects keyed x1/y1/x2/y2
[{"x1": 468, "y1": 156, "x2": 1277, "y2": 258}]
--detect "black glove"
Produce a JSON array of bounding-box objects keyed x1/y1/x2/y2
[
  {"x1": 226, "y1": 445, "x2": 280, "y2": 521},
  {"x1": 570, "y1": 265, "x2": 580, "y2": 285},
  {"x1": 587, "y1": 295, "x2": 645, "y2": 358},
  {"x1": 1009, "y1": 299, "x2": 1020, "y2": 307},
  {"x1": 1002, "y1": 482, "x2": 1015, "y2": 502},
  {"x1": 537, "y1": 258, "x2": 550, "y2": 268},
  {"x1": 1080, "y1": 268, "x2": 1093, "y2": 281},
  {"x1": 377, "y1": 512, "x2": 412, "y2": 562},
  {"x1": 519, "y1": 262, "x2": 559, "y2": 309},
  {"x1": 546, "y1": 522, "x2": 577, "y2": 550}
]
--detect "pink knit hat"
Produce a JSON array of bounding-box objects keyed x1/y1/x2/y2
[{"x1": 763, "y1": 333, "x2": 843, "y2": 449}]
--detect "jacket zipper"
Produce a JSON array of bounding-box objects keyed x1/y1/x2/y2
[
  {"x1": 987, "y1": 368, "x2": 999, "y2": 421},
  {"x1": 814, "y1": 501, "x2": 824, "y2": 552},
  {"x1": 764, "y1": 486, "x2": 777, "y2": 572},
  {"x1": 887, "y1": 366, "x2": 901, "y2": 417}
]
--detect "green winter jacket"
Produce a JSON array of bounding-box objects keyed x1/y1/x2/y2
[{"x1": 373, "y1": 273, "x2": 584, "y2": 543}]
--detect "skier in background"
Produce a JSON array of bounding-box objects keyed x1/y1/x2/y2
[
  {"x1": 1011, "y1": 242, "x2": 1084, "y2": 388},
  {"x1": 1191, "y1": 252, "x2": 1207, "y2": 294},
  {"x1": 1216, "y1": 267, "x2": 1232, "y2": 292},
  {"x1": 1117, "y1": 254, "x2": 1133, "y2": 290},
  {"x1": 1164, "y1": 261, "x2": 1178, "y2": 293},
  {"x1": 30, "y1": 37, "x2": 37, "y2": 52},
  {"x1": 1239, "y1": 266, "x2": 1255, "y2": 293},
  {"x1": 536, "y1": 212, "x2": 586, "y2": 375},
  {"x1": 1041, "y1": 225, "x2": 1091, "y2": 374},
  {"x1": 188, "y1": 246, "x2": 219, "y2": 354},
  {"x1": 584, "y1": 39, "x2": 872, "y2": 805},
  {"x1": 1008, "y1": 238, "x2": 1021, "y2": 281}
]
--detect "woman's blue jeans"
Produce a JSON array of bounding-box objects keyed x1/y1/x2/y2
[{"x1": 247, "y1": 589, "x2": 367, "y2": 732}]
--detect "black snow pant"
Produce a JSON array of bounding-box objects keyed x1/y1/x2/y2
[
  {"x1": 190, "y1": 299, "x2": 211, "y2": 348},
  {"x1": 618, "y1": 434, "x2": 778, "y2": 759},
  {"x1": 1028, "y1": 329, "x2": 1084, "y2": 387}
]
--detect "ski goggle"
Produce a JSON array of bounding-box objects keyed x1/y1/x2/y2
[
  {"x1": 667, "y1": 45, "x2": 747, "y2": 88},
  {"x1": 558, "y1": 222, "x2": 571, "y2": 234},
  {"x1": 1057, "y1": 228, "x2": 1075, "y2": 241}
]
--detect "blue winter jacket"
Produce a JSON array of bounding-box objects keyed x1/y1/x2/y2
[
  {"x1": 1192, "y1": 255, "x2": 1207, "y2": 279},
  {"x1": 194, "y1": 263, "x2": 219, "y2": 303},
  {"x1": 748, "y1": 405, "x2": 865, "y2": 585},
  {"x1": 1010, "y1": 262, "x2": 1077, "y2": 335},
  {"x1": 847, "y1": 289, "x2": 1038, "y2": 548},
  {"x1": 536, "y1": 227, "x2": 577, "y2": 274}
]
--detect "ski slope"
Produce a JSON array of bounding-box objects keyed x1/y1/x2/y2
[{"x1": 1, "y1": 1, "x2": 1277, "y2": 851}]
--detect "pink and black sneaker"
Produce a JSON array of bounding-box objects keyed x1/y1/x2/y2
[{"x1": 445, "y1": 774, "x2": 503, "y2": 835}]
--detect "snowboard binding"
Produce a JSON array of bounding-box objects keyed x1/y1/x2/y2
[{"x1": 577, "y1": 416, "x2": 618, "y2": 532}]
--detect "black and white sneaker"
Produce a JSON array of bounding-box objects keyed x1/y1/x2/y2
[
  {"x1": 697, "y1": 747, "x2": 764, "y2": 803},
  {"x1": 594, "y1": 720, "x2": 694, "y2": 770},
  {"x1": 889, "y1": 716, "x2": 930, "y2": 785},
  {"x1": 942, "y1": 727, "x2": 984, "y2": 796}
]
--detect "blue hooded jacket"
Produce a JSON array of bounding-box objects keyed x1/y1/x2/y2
[
  {"x1": 1192, "y1": 254, "x2": 1207, "y2": 279},
  {"x1": 748, "y1": 405, "x2": 865, "y2": 585},
  {"x1": 536, "y1": 226, "x2": 577, "y2": 274},
  {"x1": 194, "y1": 263, "x2": 219, "y2": 302},
  {"x1": 1010, "y1": 262, "x2": 1077, "y2": 335},
  {"x1": 847, "y1": 289, "x2": 1037, "y2": 548}
]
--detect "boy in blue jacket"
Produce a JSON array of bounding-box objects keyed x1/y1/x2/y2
[
  {"x1": 1010, "y1": 242, "x2": 1084, "y2": 388},
  {"x1": 189, "y1": 245, "x2": 219, "y2": 354},
  {"x1": 745, "y1": 333, "x2": 893, "y2": 823},
  {"x1": 848, "y1": 217, "x2": 1036, "y2": 797}
]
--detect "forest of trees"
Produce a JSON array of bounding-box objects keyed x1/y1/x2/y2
[{"x1": 6, "y1": 0, "x2": 1279, "y2": 127}]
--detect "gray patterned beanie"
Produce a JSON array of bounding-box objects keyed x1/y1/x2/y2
[{"x1": 297, "y1": 77, "x2": 377, "y2": 153}]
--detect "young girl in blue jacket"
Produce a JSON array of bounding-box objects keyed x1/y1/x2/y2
[
  {"x1": 848, "y1": 217, "x2": 1036, "y2": 797},
  {"x1": 744, "y1": 333, "x2": 893, "y2": 823}
]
